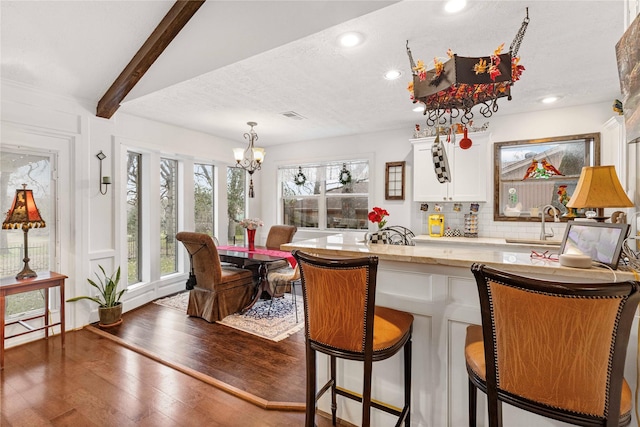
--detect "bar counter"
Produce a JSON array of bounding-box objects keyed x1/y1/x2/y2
[
  {"x1": 281, "y1": 232, "x2": 635, "y2": 282},
  {"x1": 281, "y1": 232, "x2": 639, "y2": 426}
]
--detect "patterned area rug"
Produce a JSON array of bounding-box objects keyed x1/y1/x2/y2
[{"x1": 153, "y1": 291, "x2": 304, "y2": 342}]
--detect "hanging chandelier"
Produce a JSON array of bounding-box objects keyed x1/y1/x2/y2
[
  {"x1": 406, "y1": 8, "x2": 529, "y2": 127},
  {"x1": 233, "y1": 121, "x2": 266, "y2": 198}
]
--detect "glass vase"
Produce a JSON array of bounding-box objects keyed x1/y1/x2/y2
[{"x1": 247, "y1": 228, "x2": 256, "y2": 251}]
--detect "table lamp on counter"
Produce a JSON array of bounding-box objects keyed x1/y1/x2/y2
[
  {"x1": 2, "y1": 184, "x2": 46, "y2": 279},
  {"x1": 566, "y1": 165, "x2": 634, "y2": 222}
]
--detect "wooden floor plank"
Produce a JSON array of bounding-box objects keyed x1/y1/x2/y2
[{"x1": 90, "y1": 300, "x2": 307, "y2": 406}]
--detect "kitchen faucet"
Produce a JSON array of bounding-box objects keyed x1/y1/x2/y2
[{"x1": 539, "y1": 205, "x2": 560, "y2": 240}]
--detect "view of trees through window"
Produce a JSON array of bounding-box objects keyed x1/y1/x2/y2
[
  {"x1": 126, "y1": 152, "x2": 141, "y2": 285},
  {"x1": 1, "y1": 150, "x2": 53, "y2": 317},
  {"x1": 160, "y1": 158, "x2": 178, "y2": 275},
  {"x1": 194, "y1": 163, "x2": 214, "y2": 236},
  {"x1": 227, "y1": 167, "x2": 246, "y2": 245},
  {"x1": 280, "y1": 160, "x2": 369, "y2": 230}
]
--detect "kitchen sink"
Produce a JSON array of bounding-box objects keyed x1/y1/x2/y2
[{"x1": 504, "y1": 238, "x2": 562, "y2": 246}]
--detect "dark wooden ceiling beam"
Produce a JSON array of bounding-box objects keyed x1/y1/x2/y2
[{"x1": 96, "y1": 0, "x2": 206, "y2": 119}]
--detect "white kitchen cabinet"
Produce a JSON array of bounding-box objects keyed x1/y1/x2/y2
[{"x1": 411, "y1": 131, "x2": 490, "y2": 202}]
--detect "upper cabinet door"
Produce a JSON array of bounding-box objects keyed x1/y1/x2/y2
[
  {"x1": 411, "y1": 132, "x2": 489, "y2": 202},
  {"x1": 450, "y1": 133, "x2": 489, "y2": 202},
  {"x1": 412, "y1": 139, "x2": 448, "y2": 201}
]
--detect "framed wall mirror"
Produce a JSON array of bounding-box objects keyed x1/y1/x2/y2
[{"x1": 494, "y1": 133, "x2": 600, "y2": 222}]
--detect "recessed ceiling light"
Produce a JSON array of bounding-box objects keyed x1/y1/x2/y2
[
  {"x1": 384, "y1": 70, "x2": 402, "y2": 80},
  {"x1": 444, "y1": 0, "x2": 467, "y2": 13},
  {"x1": 541, "y1": 96, "x2": 560, "y2": 104},
  {"x1": 338, "y1": 32, "x2": 364, "y2": 48}
]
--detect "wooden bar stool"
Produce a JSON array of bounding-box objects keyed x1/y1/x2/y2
[
  {"x1": 293, "y1": 250, "x2": 413, "y2": 427},
  {"x1": 466, "y1": 263, "x2": 640, "y2": 427}
]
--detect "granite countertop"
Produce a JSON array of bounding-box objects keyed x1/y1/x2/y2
[
  {"x1": 281, "y1": 232, "x2": 635, "y2": 282},
  {"x1": 413, "y1": 234, "x2": 564, "y2": 248}
]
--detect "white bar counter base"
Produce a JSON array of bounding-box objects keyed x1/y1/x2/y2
[{"x1": 282, "y1": 232, "x2": 639, "y2": 427}]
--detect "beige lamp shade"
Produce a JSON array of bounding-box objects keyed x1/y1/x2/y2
[{"x1": 566, "y1": 166, "x2": 634, "y2": 209}]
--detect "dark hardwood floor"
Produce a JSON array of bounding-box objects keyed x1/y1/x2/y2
[
  {"x1": 0, "y1": 300, "x2": 350, "y2": 426},
  {"x1": 90, "y1": 299, "x2": 307, "y2": 408}
]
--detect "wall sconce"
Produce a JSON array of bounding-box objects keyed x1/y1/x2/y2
[{"x1": 97, "y1": 151, "x2": 111, "y2": 195}]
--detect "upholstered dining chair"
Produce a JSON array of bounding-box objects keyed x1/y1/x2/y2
[
  {"x1": 264, "y1": 225, "x2": 297, "y2": 270},
  {"x1": 176, "y1": 231, "x2": 255, "y2": 322},
  {"x1": 266, "y1": 264, "x2": 300, "y2": 322},
  {"x1": 265, "y1": 225, "x2": 297, "y2": 250},
  {"x1": 293, "y1": 250, "x2": 413, "y2": 427},
  {"x1": 466, "y1": 263, "x2": 640, "y2": 427}
]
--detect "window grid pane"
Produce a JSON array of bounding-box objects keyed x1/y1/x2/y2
[
  {"x1": 160, "y1": 158, "x2": 178, "y2": 275},
  {"x1": 227, "y1": 167, "x2": 246, "y2": 245},
  {"x1": 283, "y1": 197, "x2": 319, "y2": 228},
  {"x1": 194, "y1": 163, "x2": 215, "y2": 236},
  {"x1": 127, "y1": 152, "x2": 141, "y2": 285}
]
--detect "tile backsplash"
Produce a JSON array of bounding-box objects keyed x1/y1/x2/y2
[{"x1": 416, "y1": 201, "x2": 568, "y2": 240}]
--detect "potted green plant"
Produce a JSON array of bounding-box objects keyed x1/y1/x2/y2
[{"x1": 67, "y1": 265, "x2": 125, "y2": 327}]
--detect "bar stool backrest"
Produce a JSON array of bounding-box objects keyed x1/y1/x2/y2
[
  {"x1": 295, "y1": 250, "x2": 377, "y2": 355},
  {"x1": 471, "y1": 263, "x2": 640, "y2": 422}
]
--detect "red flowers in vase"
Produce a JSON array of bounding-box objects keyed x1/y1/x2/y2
[{"x1": 368, "y1": 207, "x2": 389, "y2": 230}]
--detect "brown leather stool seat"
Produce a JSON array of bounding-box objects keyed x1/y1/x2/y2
[{"x1": 466, "y1": 263, "x2": 640, "y2": 427}]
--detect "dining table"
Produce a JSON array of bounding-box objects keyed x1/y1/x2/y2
[{"x1": 216, "y1": 245, "x2": 297, "y2": 312}]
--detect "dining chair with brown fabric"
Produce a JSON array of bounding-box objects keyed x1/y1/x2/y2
[
  {"x1": 265, "y1": 225, "x2": 297, "y2": 250},
  {"x1": 176, "y1": 231, "x2": 255, "y2": 322},
  {"x1": 264, "y1": 225, "x2": 297, "y2": 270},
  {"x1": 466, "y1": 263, "x2": 640, "y2": 427},
  {"x1": 293, "y1": 250, "x2": 413, "y2": 427}
]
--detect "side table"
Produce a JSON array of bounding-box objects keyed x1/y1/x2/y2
[{"x1": 0, "y1": 271, "x2": 67, "y2": 369}]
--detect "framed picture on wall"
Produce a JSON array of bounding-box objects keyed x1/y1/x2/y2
[
  {"x1": 616, "y1": 13, "x2": 640, "y2": 144},
  {"x1": 385, "y1": 161, "x2": 405, "y2": 200}
]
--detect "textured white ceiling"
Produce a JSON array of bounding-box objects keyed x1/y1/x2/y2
[{"x1": 1, "y1": 1, "x2": 628, "y2": 146}]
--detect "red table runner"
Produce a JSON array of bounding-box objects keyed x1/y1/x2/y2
[{"x1": 217, "y1": 246, "x2": 297, "y2": 268}]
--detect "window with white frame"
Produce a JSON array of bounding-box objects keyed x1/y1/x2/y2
[
  {"x1": 126, "y1": 151, "x2": 141, "y2": 285},
  {"x1": 279, "y1": 160, "x2": 369, "y2": 230},
  {"x1": 194, "y1": 163, "x2": 215, "y2": 236},
  {"x1": 160, "y1": 158, "x2": 178, "y2": 275},
  {"x1": 227, "y1": 167, "x2": 246, "y2": 245}
]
